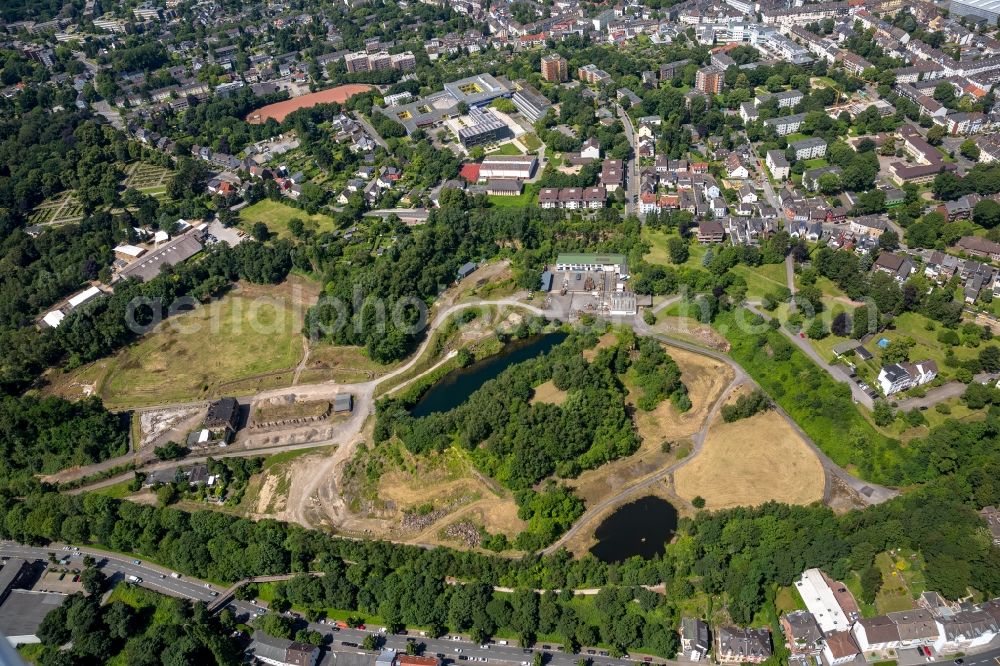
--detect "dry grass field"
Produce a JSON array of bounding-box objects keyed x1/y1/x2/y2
[
  {"x1": 675, "y1": 394, "x2": 825, "y2": 509},
  {"x1": 570, "y1": 346, "x2": 733, "y2": 506},
  {"x1": 329, "y1": 445, "x2": 526, "y2": 550},
  {"x1": 530, "y1": 380, "x2": 568, "y2": 406},
  {"x1": 631, "y1": 347, "x2": 734, "y2": 443},
  {"x1": 582, "y1": 331, "x2": 618, "y2": 361},
  {"x1": 297, "y1": 345, "x2": 400, "y2": 384},
  {"x1": 42, "y1": 277, "x2": 318, "y2": 408}
]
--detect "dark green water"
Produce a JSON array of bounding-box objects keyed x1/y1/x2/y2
[
  {"x1": 409, "y1": 331, "x2": 569, "y2": 417},
  {"x1": 589, "y1": 496, "x2": 678, "y2": 563}
]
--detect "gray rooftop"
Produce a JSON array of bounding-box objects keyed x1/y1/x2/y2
[{"x1": 0, "y1": 591, "x2": 66, "y2": 641}]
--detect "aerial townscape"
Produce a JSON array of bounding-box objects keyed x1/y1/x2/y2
[{"x1": 6, "y1": 0, "x2": 1000, "y2": 663}]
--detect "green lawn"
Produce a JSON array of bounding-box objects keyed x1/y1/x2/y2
[
  {"x1": 239, "y1": 199, "x2": 335, "y2": 238},
  {"x1": 802, "y1": 158, "x2": 829, "y2": 169},
  {"x1": 93, "y1": 480, "x2": 137, "y2": 499},
  {"x1": 488, "y1": 190, "x2": 536, "y2": 207},
  {"x1": 879, "y1": 311, "x2": 980, "y2": 372},
  {"x1": 732, "y1": 263, "x2": 788, "y2": 301},
  {"x1": 641, "y1": 228, "x2": 708, "y2": 269},
  {"x1": 785, "y1": 132, "x2": 810, "y2": 144},
  {"x1": 874, "y1": 550, "x2": 925, "y2": 613},
  {"x1": 520, "y1": 133, "x2": 542, "y2": 152},
  {"x1": 488, "y1": 142, "x2": 524, "y2": 156}
]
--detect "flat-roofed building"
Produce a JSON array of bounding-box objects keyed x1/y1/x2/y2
[
  {"x1": 479, "y1": 155, "x2": 538, "y2": 180},
  {"x1": 541, "y1": 54, "x2": 568, "y2": 82},
  {"x1": 511, "y1": 84, "x2": 551, "y2": 123},
  {"x1": 116, "y1": 233, "x2": 204, "y2": 282},
  {"x1": 555, "y1": 252, "x2": 626, "y2": 273},
  {"x1": 452, "y1": 108, "x2": 512, "y2": 148},
  {"x1": 795, "y1": 569, "x2": 850, "y2": 634}
]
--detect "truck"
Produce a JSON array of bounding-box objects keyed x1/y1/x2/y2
[{"x1": 127, "y1": 575, "x2": 141, "y2": 583}]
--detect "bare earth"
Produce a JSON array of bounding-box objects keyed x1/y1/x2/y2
[{"x1": 246, "y1": 84, "x2": 373, "y2": 123}]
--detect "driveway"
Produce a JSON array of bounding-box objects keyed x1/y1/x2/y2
[{"x1": 746, "y1": 304, "x2": 875, "y2": 409}]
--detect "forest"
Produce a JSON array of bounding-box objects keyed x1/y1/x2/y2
[
  {"x1": 0, "y1": 395, "x2": 127, "y2": 489},
  {"x1": 1, "y1": 444, "x2": 997, "y2": 654},
  {"x1": 30, "y1": 585, "x2": 241, "y2": 666},
  {"x1": 303, "y1": 196, "x2": 644, "y2": 363}
]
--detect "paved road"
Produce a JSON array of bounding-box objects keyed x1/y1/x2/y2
[
  {"x1": 616, "y1": 104, "x2": 639, "y2": 218},
  {"x1": 745, "y1": 303, "x2": 875, "y2": 409},
  {"x1": 894, "y1": 372, "x2": 998, "y2": 412},
  {"x1": 0, "y1": 542, "x2": 220, "y2": 604},
  {"x1": 353, "y1": 111, "x2": 389, "y2": 150}
]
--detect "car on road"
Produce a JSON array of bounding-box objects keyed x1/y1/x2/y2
[
  {"x1": 587, "y1": 651, "x2": 596, "y2": 655},
  {"x1": 158, "y1": 574, "x2": 165, "y2": 579},
  {"x1": 132, "y1": 560, "x2": 141, "y2": 565},
  {"x1": 458, "y1": 657, "x2": 468, "y2": 661},
  {"x1": 480, "y1": 645, "x2": 489, "y2": 650},
  {"x1": 599, "y1": 652, "x2": 609, "y2": 657},
  {"x1": 953, "y1": 660, "x2": 963, "y2": 664},
  {"x1": 454, "y1": 649, "x2": 463, "y2": 654}
]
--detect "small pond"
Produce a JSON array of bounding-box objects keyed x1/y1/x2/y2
[
  {"x1": 589, "y1": 496, "x2": 678, "y2": 563},
  {"x1": 409, "y1": 331, "x2": 569, "y2": 417}
]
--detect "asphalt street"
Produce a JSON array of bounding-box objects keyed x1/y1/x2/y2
[{"x1": 0, "y1": 542, "x2": 220, "y2": 604}]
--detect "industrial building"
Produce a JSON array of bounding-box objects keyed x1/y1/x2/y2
[{"x1": 949, "y1": 0, "x2": 1000, "y2": 22}]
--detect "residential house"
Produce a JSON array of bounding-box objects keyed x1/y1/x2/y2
[
  {"x1": 932, "y1": 611, "x2": 998, "y2": 655},
  {"x1": 680, "y1": 618, "x2": 711, "y2": 661},
  {"x1": 872, "y1": 252, "x2": 914, "y2": 282},
  {"x1": 853, "y1": 615, "x2": 902, "y2": 653},
  {"x1": 580, "y1": 138, "x2": 601, "y2": 160},
  {"x1": 763, "y1": 113, "x2": 807, "y2": 137},
  {"x1": 780, "y1": 611, "x2": 823, "y2": 656},
  {"x1": 726, "y1": 153, "x2": 750, "y2": 179},
  {"x1": 717, "y1": 627, "x2": 772, "y2": 665},
  {"x1": 791, "y1": 137, "x2": 827, "y2": 160},
  {"x1": 849, "y1": 216, "x2": 887, "y2": 238},
  {"x1": 601, "y1": 160, "x2": 625, "y2": 191},
  {"x1": 924, "y1": 251, "x2": 961, "y2": 281},
  {"x1": 697, "y1": 220, "x2": 725, "y2": 243},
  {"x1": 823, "y1": 631, "x2": 861, "y2": 666},
  {"x1": 876, "y1": 360, "x2": 938, "y2": 396},
  {"x1": 956, "y1": 236, "x2": 1000, "y2": 261},
  {"x1": 888, "y1": 609, "x2": 940, "y2": 648},
  {"x1": 738, "y1": 184, "x2": 758, "y2": 204},
  {"x1": 246, "y1": 631, "x2": 320, "y2": 666},
  {"x1": 766, "y1": 150, "x2": 790, "y2": 180}
]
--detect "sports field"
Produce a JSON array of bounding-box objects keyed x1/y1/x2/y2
[{"x1": 246, "y1": 84, "x2": 373, "y2": 123}]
